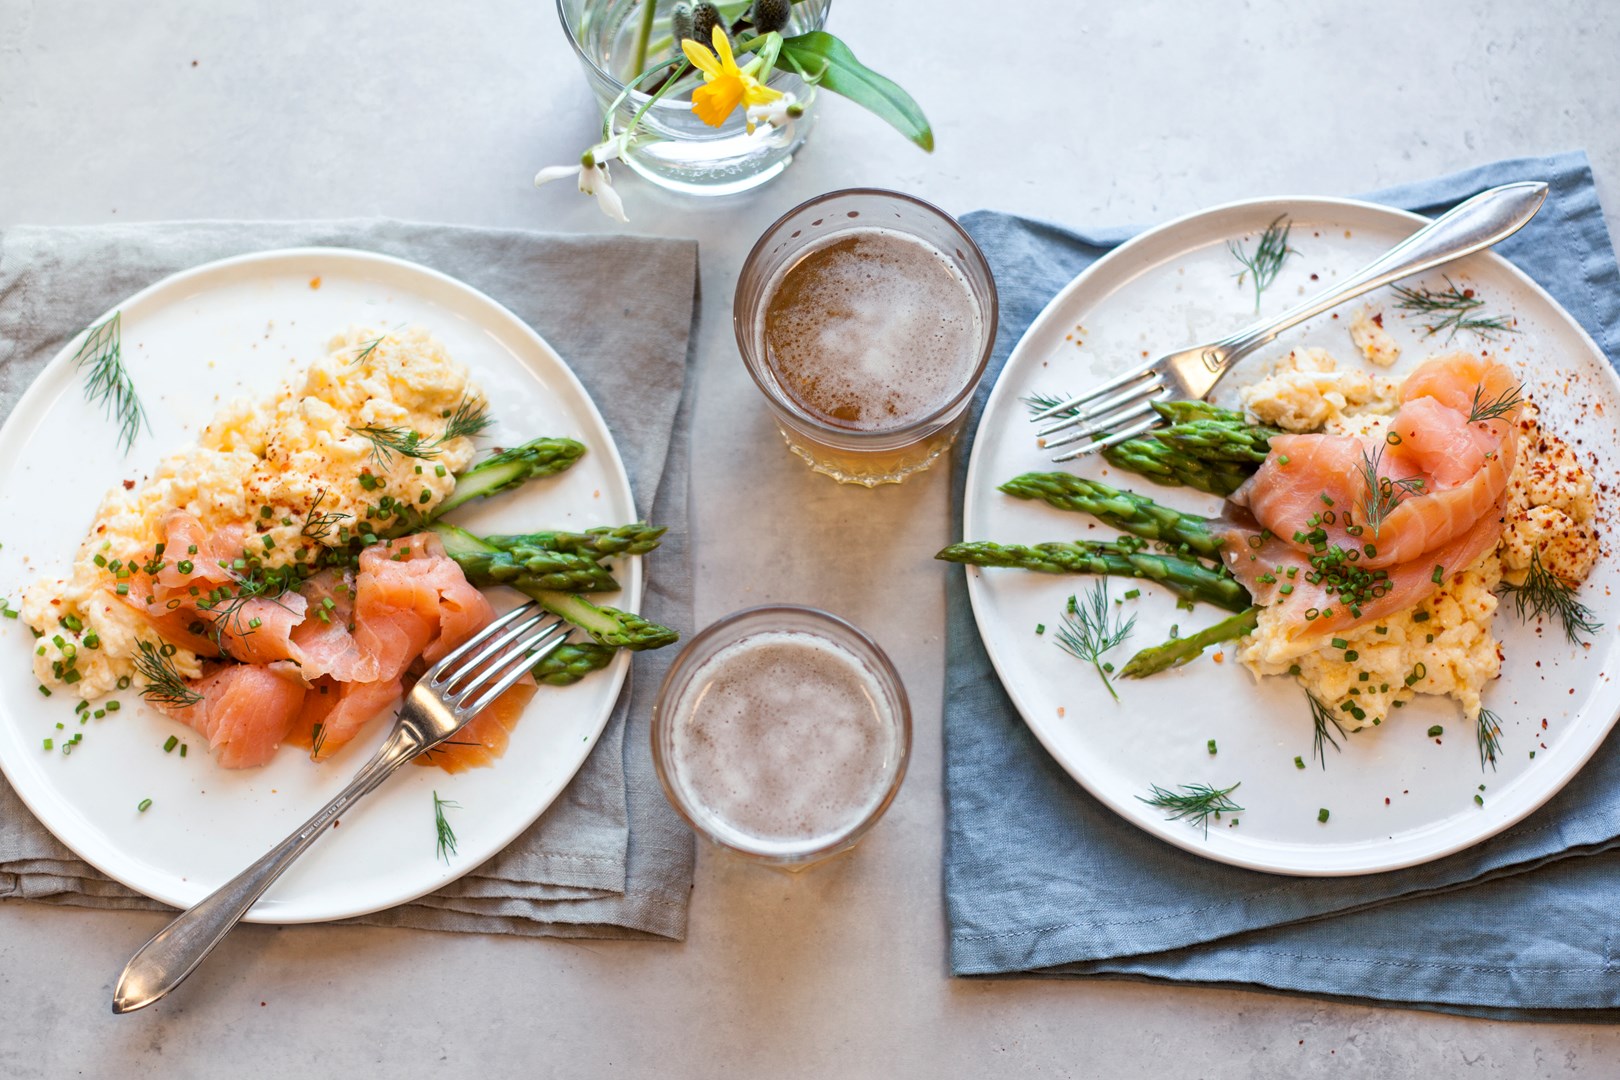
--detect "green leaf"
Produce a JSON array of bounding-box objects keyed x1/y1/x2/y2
[{"x1": 778, "y1": 31, "x2": 932, "y2": 151}]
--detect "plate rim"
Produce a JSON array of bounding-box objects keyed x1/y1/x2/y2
[
  {"x1": 0, "y1": 245, "x2": 640, "y2": 920},
  {"x1": 962, "y1": 193, "x2": 1620, "y2": 876}
]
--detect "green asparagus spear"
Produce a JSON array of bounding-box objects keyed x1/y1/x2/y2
[
  {"x1": 483, "y1": 523, "x2": 666, "y2": 559},
  {"x1": 432, "y1": 525, "x2": 677, "y2": 649},
  {"x1": 433, "y1": 524, "x2": 619, "y2": 592},
  {"x1": 1102, "y1": 440, "x2": 1252, "y2": 496},
  {"x1": 527, "y1": 590, "x2": 679, "y2": 651},
  {"x1": 1119, "y1": 606, "x2": 1262, "y2": 678},
  {"x1": 1156, "y1": 418, "x2": 1276, "y2": 464},
  {"x1": 937, "y1": 540, "x2": 1252, "y2": 613},
  {"x1": 998, "y1": 473, "x2": 1227, "y2": 558},
  {"x1": 432, "y1": 438, "x2": 587, "y2": 518},
  {"x1": 531, "y1": 642, "x2": 618, "y2": 686}
]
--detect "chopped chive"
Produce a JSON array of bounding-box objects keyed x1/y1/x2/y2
[
  {"x1": 137, "y1": 798, "x2": 152, "y2": 812},
  {"x1": 1412, "y1": 611, "x2": 1430, "y2": 623},
  {"x1": 1432, "y1": 565, "x2": 1444, "y2": 584},
  {"x1": 163, "y1": 735, "x2": 179, "y2": 753},
  {"x1": 1330, "y1": 638, "x2": 1348, "y2": 650},
  {"x1": 1427, "y1": 725, "x2": 1443, "y2": 738},
  {"x1": 1294, "y1": 756, "x2": 1305, "y2": 769},
  {"x1": 1034, "y1": 623, "x2": 1045, "y2": 635},
  {"x1": 42, "y1": 739, "x2": 53, "y2": 751},
  {"x1": 1317, "y1": 807, "x2": 1330, "y2": 823},
  {"x1": 1207, "y1": 739, "x2": 1217, "y2": 755},
  {"x1": 434, "y1": 464, "x2": 447, "y2": 477},
  {"x1": 180, "y1": 743, "x2": 188, "y2": 757}
]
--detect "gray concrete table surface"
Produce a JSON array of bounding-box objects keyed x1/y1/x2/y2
[{"x1": 3, "y1": 0, "x2": 1620, "y2": 1075}]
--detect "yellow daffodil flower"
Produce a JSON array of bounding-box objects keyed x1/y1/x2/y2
[{"x1": 681, "y1": 26, "x2": 782, "y2": 130}]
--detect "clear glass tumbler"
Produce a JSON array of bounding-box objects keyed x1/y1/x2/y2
[
  {"x1": 557, "y1": 0, "x2": 828, "y2": 196},
  {"x1": 734, "y1": 189, "x2": 998, "y2": 486},
  {"x1": 650, "y1": 605, "x2": 911, "y2": 869}
]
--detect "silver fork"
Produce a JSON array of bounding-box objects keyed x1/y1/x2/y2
[
  {"x1": 1032, "y1": 181, "x2": 1549, "y2": 461},
  {"x1": 110, "y1": 602, "x2": 570, "y2": 1014}
]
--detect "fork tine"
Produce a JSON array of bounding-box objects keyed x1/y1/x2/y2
[
  {"x1": 1039, "y1": 397, "x2": 1165, "y2": 451},
  {"x1": 425, "y1": 601, "x2": 541, "y2": 681},
  {"x1": 456, "y1": 622, "x2": 572, "y2": 716},
  {"x1": 1051, "y1": 415, "x2": 1162, "y2": 462},
  {"x1": 1028, "y1": 361, "x2": 1159, "y2": 422},
  {"x1": 1036, "y1": 377, "x2": 1165, "y2": 439},
  {"x1": 436, "y1": 612, "x2": 553, "y2": 697}
]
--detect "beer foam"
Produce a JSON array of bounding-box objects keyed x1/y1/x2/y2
[
  {"x1": 761, "y1": 228, "x2": 982, "y2": 430},
  {"x1": 667, "y1": 630, "x2": 899, "y2": 856}
]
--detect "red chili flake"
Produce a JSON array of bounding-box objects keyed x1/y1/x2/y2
[{"x1": 122, "y1": 479, "x2": 135, "y2": 490}]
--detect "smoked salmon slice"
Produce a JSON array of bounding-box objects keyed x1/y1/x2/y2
[
  {"x1": 1235, "y1": 354, "x2": 1521, "y2": 571},
  {"x1": 1225, "y1": 352, "x2": 1522, "y2": 642},
  {"x1": 157, "y1": 663, "x2": 306, "y2": 769}
]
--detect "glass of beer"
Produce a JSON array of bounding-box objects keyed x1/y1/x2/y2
[
  {"x1": 734, "y1": 189, "x2": 998, "y2": 486},
  {"x1": 650, "y1": 605, "x2": 912, "y2": 868}
]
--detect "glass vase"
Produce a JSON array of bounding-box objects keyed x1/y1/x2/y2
[{"x1": 557, "y1": 0, "x2": 830, "y2": 196}]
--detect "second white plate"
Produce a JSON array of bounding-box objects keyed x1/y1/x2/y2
[
  {"x1": 963, "y1": 197, "x2": 1620, "y2": 875},
  {"x1": 0, "y1": 248, "x2": 640, "y2": 920}
]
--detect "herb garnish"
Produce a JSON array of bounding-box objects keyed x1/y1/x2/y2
[
  {"x1": 1498, "y1": 550, "x2": 1603, "y2": 644},
  {"x1": 350, "y1": 396, "x2": 491, "y2": 469},
  {"x1": 1307, "y1": 693, "x2": 1347, "y2": 769},
  {"x1": 1228, "y1": 215, "x2": 1295, "y2": 312},
  {"x1": 1476, "y1": 707, "x2": 1503, "y2": 771},
  {"x1": 72, "y1": 311, "x2": 149, "y2": 454},
  {"x1": 1139, "y1": 782, "x2": 1244, "y2": 836},
  {"x1": 300, "y1": 488, "x2": 350, "y2": 542},
  {"x1": 433, "y1": 790, "x2": 461, "y2": 863},
  {"x1": 1465, "y1": 382, "x2": 1524, "y2": 425},
  {"x1": 1355, "y1": 444, "x2": 1426, "y2": 540},
  {"x1": 348, "y1": 332, "x2": 389, "y2": 366},
  {"x1": 133, "y1": 639, "x2": 202, "y2": 708},
  {"x1": 1054, "y1": 581, "x2": 1137, "y2": 701},
  {"x1": 1391, "y1": 277, "x2": 1517, "y2": 341}
]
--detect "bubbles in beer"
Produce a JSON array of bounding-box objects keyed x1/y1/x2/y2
[
  {"x1": 668, "y1": 631, "x2": 899, "y2": 855},
  {"x1": 761, "y1": 228, "x2": 982, "y2": 430}
]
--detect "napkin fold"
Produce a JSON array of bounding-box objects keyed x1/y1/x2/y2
[
  {"x1": 0, "y1": 220, "x2": 697, "y2": 940},
  {"x1": 945, "y1": 151, "x2": 1620, "y2": 1018}
]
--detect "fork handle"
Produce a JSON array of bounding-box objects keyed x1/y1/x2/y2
[
  {"x1": 1208, "y1": 181, "x2": 1548, "y2": 375},
  {"x1": 110, "y1": 722, "x2": 426, "y2": 1014}
]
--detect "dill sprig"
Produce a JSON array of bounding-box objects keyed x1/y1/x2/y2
[
  {"x1": 133, "y1": 639, "x2": 201, "y2": 709},
  {"x1": 1391, "y1": 277, "x2": 1517, "y2": 341},
  {"x1": 433, "y1": 790, "x2": 461, "y2": 863},
  {"x1": 440, "y1": 396, "x2": 494, "y2": 442},
  {"x1": 194, "y1": 566, "x2": 297, "y2": 648},
  {"x1": 311, "y1": 722, "x2": 328, "y2": 758},
  {"x1": 348, "y1": 333, "x2": 389, "y2": 366},
  {"x1": 1054, "y1": 581, "x2": 1137, "y2": 701},
  {"x1": 1228, "y1": 215, "x2": 1295, "y2": 312},
  {"x1": 1356, "y1": 443, "x2": 1426, "y2": 540},
  {"x1": 1466, "y1": 382, "x2": 1524, "y2": 425},
  {"x1": 72, "y1": 311, "x2": 149, "y2": 454},
  {"x1": 350, "y1": 396, "x2": 491, "y2": 469},
  {"x1": 1139, "y1": 781, "x2": 1243, "y2": 837},
  {"x1": 300, "y1": 488, "x2": 350, "y2": 542},
  {"x1": 1025, "y1": 391, "x2": 1079, "y2": 421},
  {"x1": 1498, "y1": 550, "x2": 1603, "y2": 644},
  {"x1": 1307, "y1": 693, "x2": 1347, "y2": 770},
  {"x1": 1476, "y1": 707, "x2": 1503, "y2": 772}
]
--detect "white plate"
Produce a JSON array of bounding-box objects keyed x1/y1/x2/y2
[
  {"x1": 964, "y1": 197, "x2": 1620, "y2": 875},
  {"x1": 0, "y1": 249, "x2": 639, "y2": 921}
]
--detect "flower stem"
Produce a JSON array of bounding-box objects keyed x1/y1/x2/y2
[
  {"x1": 627, "y1": 59, "x2": 692, "y2": 130},
  {"x1": 629, "y1": 0, "x2": 658, "y2": 82},
  {"x1": 602, "y1": 55, "x2": 686, "y2": 141}
]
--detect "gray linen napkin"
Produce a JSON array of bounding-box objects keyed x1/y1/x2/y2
[{"x1": 0, "y1": 220, "x2": 697, "y2": 940}]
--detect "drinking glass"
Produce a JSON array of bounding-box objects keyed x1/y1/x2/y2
[
  {"x1": 733, "y1": 189, "x2": 998, "y2": 486},
  {"x1": 650, "y1": 605, "x2": 911, "y2": 869}
]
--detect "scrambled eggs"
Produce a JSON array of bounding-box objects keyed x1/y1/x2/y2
[{"x1": 22, "y1": 326, "x2": 484, "y2": 698}]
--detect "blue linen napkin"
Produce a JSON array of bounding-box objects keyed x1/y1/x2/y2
[{"x1": 944, "y1": 151, "x2": 1620, "y2": 1020}]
